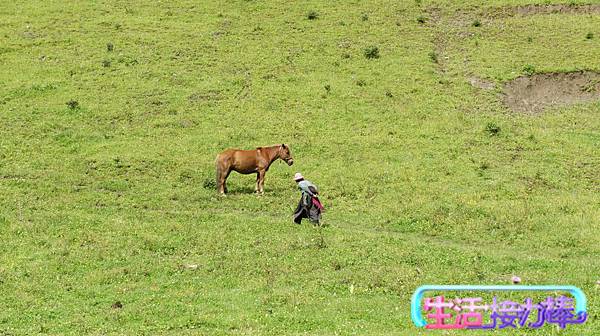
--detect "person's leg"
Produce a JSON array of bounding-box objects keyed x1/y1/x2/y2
[
  {"x1": 293, "y1": 198, "x2": 304, "y2": 224},
  {"x1": 308, "y1": 205, "x2": 321, "y2": 226}
]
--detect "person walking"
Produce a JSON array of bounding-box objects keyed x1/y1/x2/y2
[{"x1": 292, "y1": 173, "x2": 323, "y2": 225}]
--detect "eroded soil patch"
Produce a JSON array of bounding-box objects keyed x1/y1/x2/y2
[
  {"x1": 503, "y1": 71, "x2": 600, "y2": 113},
  {"x1": 496, "y1": 4, "x2": 600, "y2": 17},
  {"x1": 469, "y1": 76, "x2": 495, "y2": 90},
  {"x1": 452, "y1": 4, "x2": 600, "y2": 24}
]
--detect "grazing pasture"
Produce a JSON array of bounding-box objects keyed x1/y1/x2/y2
[{"x1": 0, "y1": 0, "x2": 598, "y2": 334}]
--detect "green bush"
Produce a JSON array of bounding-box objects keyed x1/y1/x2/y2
[
  {"x1": 364, "y1": 46, "x2": 379, "y2": 59},
  {"x1": 522, "y1": 64, "x2": 536, "y2": 76},
  {"x1": 428, "y1": 51, "x2": 438, "y2": 63},
  {"x1": 66, "y1": 100, "x2": 79, "y2": 109},
  {"x1": 485, "y1": 122, "x2": 501, "y2": 136},
  {"x1": 307, "y1": 10, "x2": 319, "y2": 20}
]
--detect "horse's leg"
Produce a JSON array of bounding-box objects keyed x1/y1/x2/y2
[
  {"x1": 258, "y1": 170, "x2": 266, "y2": 194},
  {"x1": 216, "y1": 158, "x2": 230, "y2": 195},
  {"x1": 216, "y1": 160, "x2": 224, "y2": 194},
  {"x1": 255, "y1": 172, "x2": 260, "y2": 193},
  {"x1": 223, "y1": 169, "x2": 231, "y2": 194}
]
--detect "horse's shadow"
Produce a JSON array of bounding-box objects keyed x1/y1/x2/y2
[
  {"x1": 221, "y1": 184, "x2": 288, "y2": 195},
  {"x1": 224, "y1": 186, "x2": 256, "y2": 195}
]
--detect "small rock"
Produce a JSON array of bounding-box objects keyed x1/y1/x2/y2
[
  {"x1": 183, "y1": 264, "x2": 199, "y2": 270},
  {"x1": 511, "y1": 276, "x2": 521, "y2": 284},
  {"x1": 111, "y1": 301, "x2": 123, "y2": 309}
]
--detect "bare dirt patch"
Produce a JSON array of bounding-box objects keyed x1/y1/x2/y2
[
  {"x1": 469, "y1": 76, "x2": 495, "y2": 90},
  {"x1": 500, "y1": 4, "x2": 600, "y2": 17},
  {"x1": 503, "y1": 71, "x2": 600, "y2": 113},
  {"x1": 446, "y1": 4, "x2": 600, "y2": 29}
]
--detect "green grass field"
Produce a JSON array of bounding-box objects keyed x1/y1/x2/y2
[{"x1": 1, "y1": 0, "x2": 599, "y2": 334}]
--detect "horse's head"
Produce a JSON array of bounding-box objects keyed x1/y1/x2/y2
[{"x1": 279, "y1": 144, "x2": 293, "y2": 166}]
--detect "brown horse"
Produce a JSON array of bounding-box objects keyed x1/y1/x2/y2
[{"x1": 216, "y1": 144, "x2": 293, "y2": 194}]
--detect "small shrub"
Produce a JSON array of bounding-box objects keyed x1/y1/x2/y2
[
  {"x1": 102, "y1": 60, "x2": 111, "y2": 67},
  {"x1": 416, "y1": 16, "x2": 428, "y2": 24},
  {"x1": 324, "y1": 84, "x2": 331, "y2": 93},
  {"x1": 364, "y1": 46, "x2": 379, "y2": 59},
  {"x1": 385, "y1": 90, "x2": 393, "y2": 97},
  {"x1": 526, "y1": 36, "x2": 533, "y2": 43},
  {"x1": 203, "y1": 178, "x2": 217, "y2": 190},
  {"x1": 356, "y1": 79, "x2": 366, "y2": 87},
  {"x1": 472, "y1": 19, "x2": 482, "y2": 27},
  {"x1": 415, "y1": 0, "x2": 422, "y2": 5},
  {"x1": 307, "y1": 10, "x2": 319, "y2": 20},
  {"x1": 341, "y1": 53, "x2": 351, "y2": 59},
  {"x1": 106, "y1": 42, "x2": 114, "y2": 52},
  {"x1": 522, "y1": 64, "x2": 536, "y2": 76},
  {"x1": 361, "y1": 13, "x2": 369, "y2": 21},
  {"x1": 585, "y1": 32, "x2": 594, "y2": 40},
  {"x1": 66, "y1": 100, "x2": 79, "y2": 109},
  {"x1": 428, "y1": 51, "x2": 438, "y2": 63},
  {"x1": 485, "y1": 122, "x2": 501, "y2": 136},
  {"x1": 476, "y1": 163, "x2": 489, "y2": 177}
]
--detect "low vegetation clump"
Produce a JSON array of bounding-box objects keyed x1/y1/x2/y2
[
  {"x1": 66, "y1": 100, "x2": 79, "y2": 109},
  {"x1": 522, "y1": 64, "x2": 536, "y2": 76},
  {"x1": 484, "y1": 122, "x2": 501, "y2": 135},
  {"x1": 364, "y1": 46, "x2": 379, "y2": 59}
]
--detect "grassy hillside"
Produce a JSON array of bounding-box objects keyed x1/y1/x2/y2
[{"x1": 0, "y1": 0, "x2": 599, "y2": 334}]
